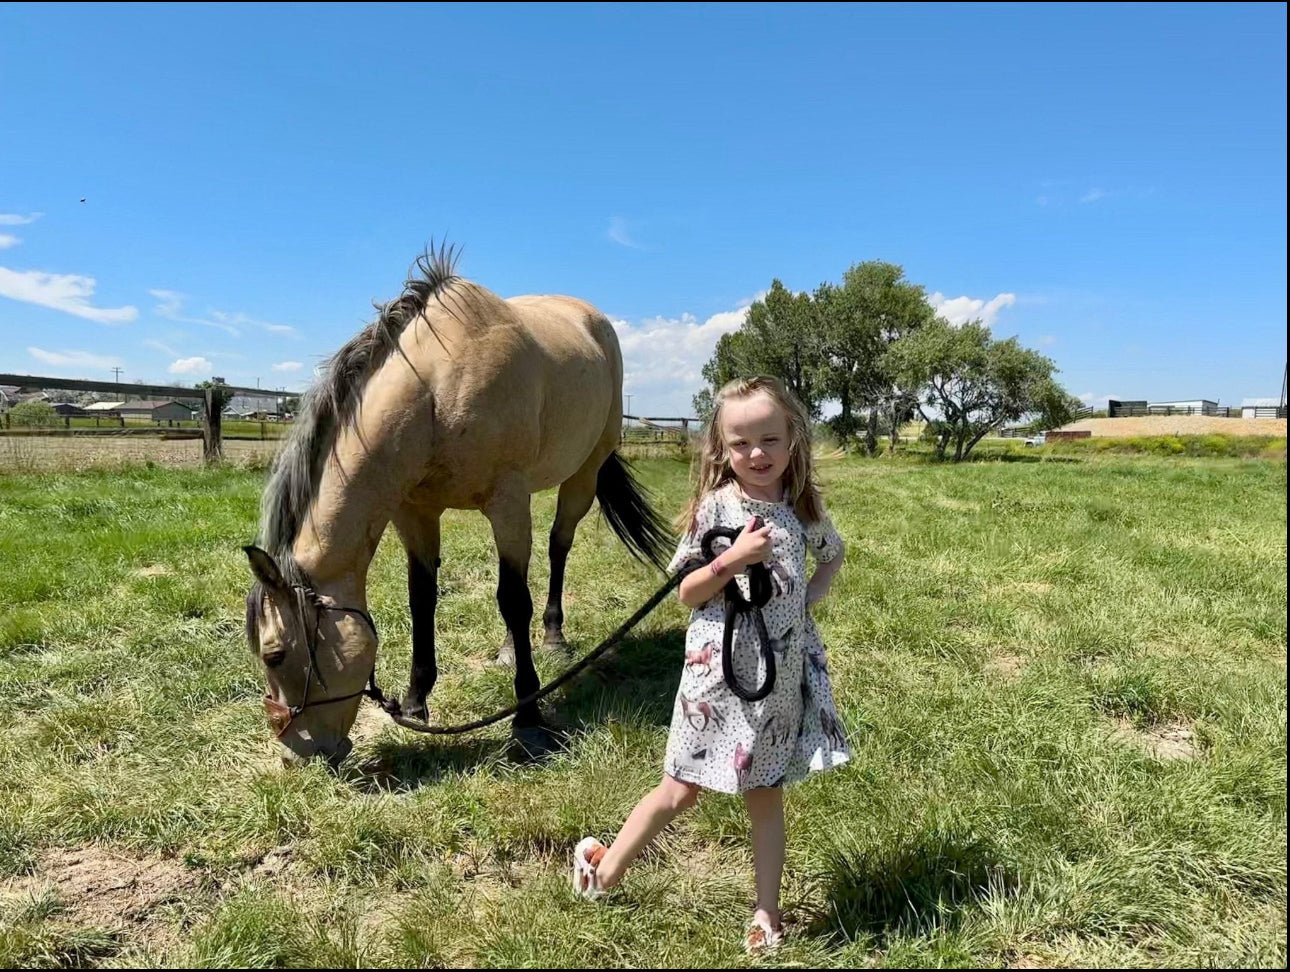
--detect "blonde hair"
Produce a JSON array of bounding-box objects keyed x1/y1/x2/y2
[{"x1": 680, "y1": 376, "x2": 823, "y2": 533}]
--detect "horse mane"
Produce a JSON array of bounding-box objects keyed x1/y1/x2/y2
[{"x1": 257, "y1": 243, "x2": 460, "y2": 583}]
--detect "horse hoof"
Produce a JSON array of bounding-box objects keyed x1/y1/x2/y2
[
  {"x1": 486, "y1": 650, "x2": 516, "y2": 670},
  {"x1": 400, "y1": 690, "x2": 428, "y2": 721},
  {"x1": 542, "y1": 633, "x2": 570, "y2": 654},
  {"x1": 508, "y1": 724, "x2": 564, "y2": 762}
]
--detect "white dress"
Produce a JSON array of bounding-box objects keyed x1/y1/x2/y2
[{"x1": 663, "y1": 481, "x2": 851, "y2": 794}]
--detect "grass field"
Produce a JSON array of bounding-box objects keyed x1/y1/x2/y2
[{"x1": 0, "y1": 455, "x2": 1285, "y2": 968}]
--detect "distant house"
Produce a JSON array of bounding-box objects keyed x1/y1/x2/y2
[
  {"x1": 223, "y1": 393, "x2": 281, "y2": 419},
  {"x1": 84, "y1": 401, "x2": 126, "y2": 414},
  {"x1": 51, "y1": 402, "x2": 86, "y2": 417},
  {"x1": 117, "y1": 400, "x2": 195, "y2": 423},
  {"x1": 1148, "y1": 399, "x2": 1220, "y2": 415},
  {"x1": 0, "y1": 385, "x2": 19, "y2": 412},
  {"x1": 1241, "y1": 397, "x2": 1284, "y2": 419}
]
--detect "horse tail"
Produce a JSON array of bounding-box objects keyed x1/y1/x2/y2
[{"x1": 596, "y1": 451, "x2": 673, "y2": 571}]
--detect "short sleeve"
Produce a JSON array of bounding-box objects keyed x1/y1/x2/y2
[
  {"x1": 805, "y1": 508, "x2": 844, "y2": 564},
  {"x1": 666, "y1": 490, "x2": 722, "y2": 575}
]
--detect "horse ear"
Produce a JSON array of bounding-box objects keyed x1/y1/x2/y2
[{"x1": 243, "y1": 545, "x2": 286, "y2": 591}]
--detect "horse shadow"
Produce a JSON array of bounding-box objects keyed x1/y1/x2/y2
[
  {"x1": 545, "y1": 627, "x2": 686, "y2": 730},
  {"x1": 345, "y1": 627, "x2": 686, "y2": 791},
  {"x1": 803, "y1": 830, "x2": 1019, "y2": 946},
  {"x1": 344, "y1": 734, "x2": 505, "y2": 793}
]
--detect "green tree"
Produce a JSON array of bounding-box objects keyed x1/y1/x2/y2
[
  {"x1": 815, "y1": 261, "x2": 936, "y2": 454},
  {"x1": 698, "y1": 280, "x2": 826, "y2": 417},
  {"x1": 8, "y1": 400, "x2": 57, "y2": 427},
  {"x1": 890, "y1": 318, "x2": 1079, "y2": 460}
]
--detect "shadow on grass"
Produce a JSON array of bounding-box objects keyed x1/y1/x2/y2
[
  {"x1": 806, "y1": 829, "x2": 1020, "y2": 946},
  {"x1": 346, "y1": 628, "x2": 686, "y2": 790}
]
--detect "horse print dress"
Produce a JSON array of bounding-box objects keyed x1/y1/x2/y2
[{"x1": 663, "y1": 481, "x2": 851, "y2": 794}]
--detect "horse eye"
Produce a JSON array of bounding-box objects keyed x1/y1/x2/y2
[{"x1": 261, "y1": 649, "x2": 287, "y2": 668}]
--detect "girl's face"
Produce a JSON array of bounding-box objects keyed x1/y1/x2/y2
[{"x1": 720, "y1": 391, "x2": 790, "y2": 493}]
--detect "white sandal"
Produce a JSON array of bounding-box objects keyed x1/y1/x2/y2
[
  {"x1": 571, "y1": 836, "x2": 608, "y2": 899},
  {"x1": 745, "y1": 916, "x2": 784, "y2": 956}
]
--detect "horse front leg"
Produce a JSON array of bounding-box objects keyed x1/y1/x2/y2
[{"x1": 395, "y1": 510, "x2": 441, "y2": 722}]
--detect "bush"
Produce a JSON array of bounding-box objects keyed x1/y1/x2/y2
[
  {"x1": 1050, "y1": 434, "x2": 1285, "y2": 459},
  {"x1": 7, "y1": 401, "x2": 57, "y2": 427}
]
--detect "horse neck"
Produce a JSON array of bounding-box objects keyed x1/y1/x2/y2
[{"x1": 291, "y1": 449, "x2": 394, "y2": 600}]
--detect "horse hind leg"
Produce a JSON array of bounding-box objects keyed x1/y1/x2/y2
[
  {"x1": 485, "y1": 482, "x2": 561, "y2": 758},
  {"x1": 541, "y1": 462, "x2": 600, "y2": 652}
]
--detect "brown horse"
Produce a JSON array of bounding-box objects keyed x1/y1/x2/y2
[{"x1": 243, "y1": 246, "x2": 670, "y2": 765}]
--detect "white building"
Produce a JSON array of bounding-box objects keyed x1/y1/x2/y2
[
  {"x1": 1240, "y1": 397, "x2": 1283, "y2": 419},
  {"x1": 1147, "y1": 399, "x2": 1220, "y2": 415}
]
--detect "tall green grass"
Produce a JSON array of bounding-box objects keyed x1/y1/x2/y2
[{"x1": 0, "y1": 456, "x2": 1284, "y2": 967}]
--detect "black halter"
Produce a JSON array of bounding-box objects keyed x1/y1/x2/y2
[
  {"x1": 262, "y1": 585, "x2": 380, "y2": 739},
  {"x1": 701, "y1": 521, "x2": 791, "y2": 703}
]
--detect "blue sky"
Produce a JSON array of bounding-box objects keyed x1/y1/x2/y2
[{"x1": 1, "y1": 2, "x2": 1285, "y2": 414}]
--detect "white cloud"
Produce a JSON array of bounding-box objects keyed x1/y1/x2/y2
[
  {"x1": 143, "y1": 338, "x2": 180, "y2": 357},
  {"x1": 272, "y1": 360, "x2": 303, "y2": 372},
  {"x1": 168, "y1": 356, "x2": 213, "y2": 375},
  {"x1": 1078, "y1": 391, "x2": 1124, "y2": 407},
  {"x1": 28, "y1": 347, "x2": 123, "y2": 370},
  {"x1": 607, "y1": 216, "x2": 642, "y2": 249},
  {"x1": 612, "y1": 296, "x2": 761, "y2": 414},
  {"x1": 1080, "y1": 188, "x2": 1107, "y2": 204},
  {"x1": 927, "y1": 291, "x2": 1017, "y2": 327},
  {"x1": 0, "y1": 267, "x2": 138, "y2": 323},
  {"x1": 0, "y1": 234, "x2": 19, "y2": 249},
  {"x1": 149, "y1": 289, "x2": 185, "y2": 317},
  {"x1": 150, "y1": 288, "x2": 296, "y2": 337},
  {"x1": 0, "y1": 212, "x2": 42, "y2": 226}
]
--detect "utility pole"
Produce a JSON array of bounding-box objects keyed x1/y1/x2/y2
[
  {"x1": 111, "y1": 366, "x2": 123, "y2": 402},
  {"x1": 625, "y1": 393, "x2": 633, "y2": 418}
]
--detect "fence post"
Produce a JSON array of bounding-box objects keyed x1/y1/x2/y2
[{"x1": 203, "y1": 388, "x2": 224, "y2": 464}]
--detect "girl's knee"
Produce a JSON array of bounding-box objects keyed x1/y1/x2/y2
[{"x1": 661, "y1": 776, "x2": 701, "y2": 812}]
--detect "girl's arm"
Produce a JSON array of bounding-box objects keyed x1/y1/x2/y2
[{"x1": 805, "y1": 539, "x2": 845, "y2": 607}]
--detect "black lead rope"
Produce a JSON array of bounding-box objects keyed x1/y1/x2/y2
[
  {"x1": 307, "y1": 518, "x2": 789, "y2": 738},
  {"x1": 700, "y1": 519, "x2": 788, "y2": 703}
]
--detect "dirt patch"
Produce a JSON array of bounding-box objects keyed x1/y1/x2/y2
[
  {"x1": 1111, "y1": 718, "x2": 1199, "y2": 760},
  {"x1": 1011, "y1": 581, "x2": 1054, "y2": 595},
  {"x1": 1008, "y1": 955, "x2": 1052, "y2": 969},
  {"x1": 136, "y1": 564, "x2": 171, "y2": 578},
  {"x1": 933, "y1": 496, "x2": 980, "y2": 511},
  {"x1": 349, "y1": 703, "x2": 392, "y2": 746},
  {"x1": 250, "y1": 846, "x2": 295, "y2": 880},
  {"x1": 986, "y1": 653, "x2": 1027, "y2": 681},
  {"x1": 1057, "y1": 416, "x2": 1286, "y2": 439},
  {"x1": 1, "y1": 846, "x2": 201, "y2": 928}
]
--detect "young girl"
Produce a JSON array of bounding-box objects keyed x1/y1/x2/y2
[{"x1": 571, "y1": 376, "x2": 851, "y2": 954}]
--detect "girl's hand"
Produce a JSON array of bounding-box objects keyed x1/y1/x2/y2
[
  {"x1": 806, "y1": 576, "x2": 830, "y2": 607},
  {"x1": 729, "y1": 515, "x2": 774, "y2": 568}
]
